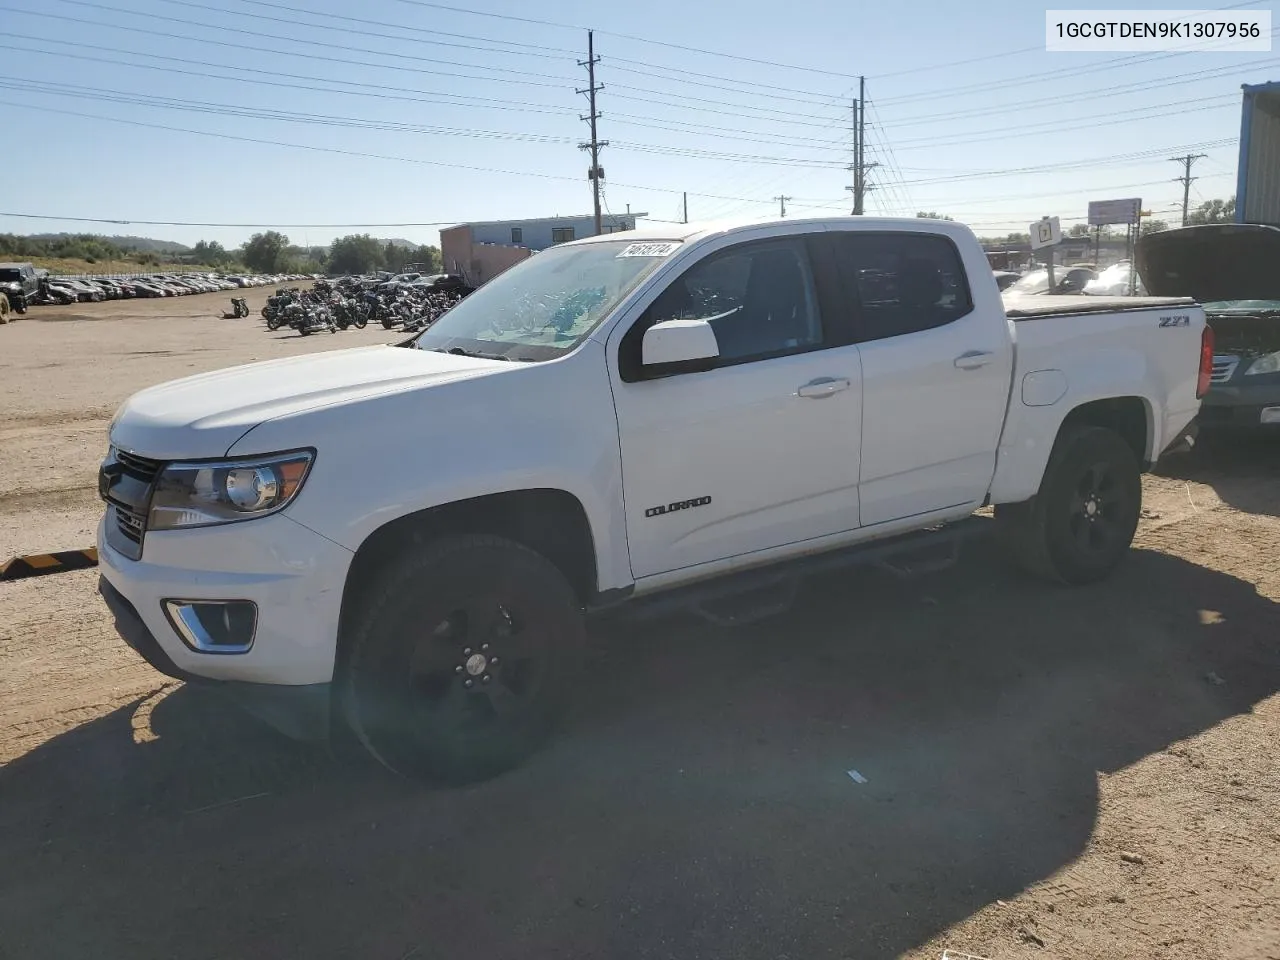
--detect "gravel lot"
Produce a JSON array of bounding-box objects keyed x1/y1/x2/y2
[{"x1": 2, "y1": 292, "x2": 1278, "y2": 960}]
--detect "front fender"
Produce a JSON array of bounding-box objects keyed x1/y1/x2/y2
[{"x1": 229, "y1": 343, "x2": 633, "y2": 593}]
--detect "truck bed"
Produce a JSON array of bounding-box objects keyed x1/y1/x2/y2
[{"x1": 1004, "y1": 295, "x2": 1196, "y2": 320}]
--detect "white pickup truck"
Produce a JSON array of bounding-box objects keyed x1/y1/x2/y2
[{"x1": 98, "y1": 217, "x2": 1212, "y2": 780}]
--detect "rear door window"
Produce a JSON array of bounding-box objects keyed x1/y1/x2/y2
[{"x1": 831, "y1": 232, "x2": 974, "y2": 342}]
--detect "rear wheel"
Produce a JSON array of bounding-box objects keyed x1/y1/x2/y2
[
  {"x1": 341, "y1": 535, "x2": 585, "y2": 783},
  {"x1": 0, "y1": 294, "x2": 9, "y2": 324},
  {"x1": 996, "y1": 426, "x2": 1142, "y2": 584}
]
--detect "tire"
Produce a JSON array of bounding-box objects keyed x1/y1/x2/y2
[
  {"x1": 0, "y1": 294, "x2": 8, "y2": 324},
  {"x1": 299, "y1": 324, "x2": 311, "y2": 336},
  {"x1": 341, "y1": 535, "x2": 586, "y2": 783},
  {"x1": 354, "y1": 315, "x2": 367, "y2": 329},
  {"x1": 995, "y1": 426, "x2": 1142, "y2": 585},
  {"x1": 381, "y1": 316, "x2": 395, "y2": 330}
]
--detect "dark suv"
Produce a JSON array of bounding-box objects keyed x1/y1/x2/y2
[{"x1": 0, "y1": 262, "x2": 39, "y2": 317}]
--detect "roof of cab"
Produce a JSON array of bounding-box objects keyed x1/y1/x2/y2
[{"x1": 564, "y1": 215, "x2": 973, "y2": 248}]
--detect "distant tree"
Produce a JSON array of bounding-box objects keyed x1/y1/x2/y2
[
  {"x1": 1141, "y1": 218, "x2": 1170, "y2": 236},
  {"x1": 1067, "y1": 223, "x2": 1093, "y2": 237},
  {"x1": 1187, "y1": 196, "x2": 1235, "y2": 225},
  {"x1": 409, "y1": 244, "x2": 442, "y2": 273},
  {"x1": 915, "y1": 211, "x2": 954, "y2": 220},
  {"x1": 240, "y1": 231, "x2": 289, "y2": 272},
  {"x1": 329, "y1": 234, "x2": 388, "y2": 275},
  {"x1": 192, "y1": 239, "x2": 234, "y2": 267},
  {"x1": 384, "y1": 240, "x2": 398, "y2": 270}
]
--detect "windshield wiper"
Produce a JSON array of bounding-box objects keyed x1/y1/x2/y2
[{"x1": 429, "y1": 345, "x2": 517, "y2": 361}]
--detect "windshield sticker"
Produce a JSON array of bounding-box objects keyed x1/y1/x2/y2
[{"x1": 616, "y1": 241, "x2": 680, "y2": 259}]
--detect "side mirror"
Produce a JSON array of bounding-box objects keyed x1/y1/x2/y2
[{"x1": 641, "y1": 318, "x2": 720, "y2": 375}]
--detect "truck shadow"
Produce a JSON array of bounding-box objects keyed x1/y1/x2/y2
[
  {"x1": 1157, "y1": 433, "x2": 1280, "y2": 517},
  {"x1": 1, "y1": 543, "x2": 1277, "y2": 960}
]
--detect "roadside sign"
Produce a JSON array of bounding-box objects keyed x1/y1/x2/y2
[
  {"x1": 1088, "y1": 198, "x2": 1141, "y2": 226},
  {"x1": 1029, "y1": 216, "x2": 1061, "y2": 250}
]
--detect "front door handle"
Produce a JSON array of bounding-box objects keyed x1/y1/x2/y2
[
  {"x1": 954, "y1": 350, "x2": 994, "y2": 370},
  {"x1": 797, "y1": 377, "x2": 851, "y2": 399}
]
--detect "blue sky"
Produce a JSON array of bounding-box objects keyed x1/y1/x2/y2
[{"x1": 1, "y1": 0, "x2": 1273, "y2": 248}]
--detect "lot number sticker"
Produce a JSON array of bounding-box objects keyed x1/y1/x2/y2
[{"x1": 617, "y1": 241, "x2": 680, "y2": 258}]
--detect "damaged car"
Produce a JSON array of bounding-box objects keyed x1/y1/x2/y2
[{"x1": 1138, "y1": 222, "x2": 1280, "y2": 431}]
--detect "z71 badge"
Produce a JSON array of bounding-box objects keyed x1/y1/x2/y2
[
  {"x1": 645, "y1": 496, "x2": 712, "y2": 518},
  {"x1": 1158, "y1": 314, "x2": 1191, "y2": 327}
]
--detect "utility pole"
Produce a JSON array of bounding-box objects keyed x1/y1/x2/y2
[
  {"x1": 846, "y1": 77, "x2": 879, "y2": 215},
  {"x1": 774, "y1": 195, "x2": 792, "y2": 217},
  {"x1": 1170, "y1": 153, "x2": 1206, "y2": 226},
  {"x1": 682, "y1": 191, "x2": 688, "y2": 224},
  {"x1": 577, "y1": 31, "x2": 607, "y2": 236}
]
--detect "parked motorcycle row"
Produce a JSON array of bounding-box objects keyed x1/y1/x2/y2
[{"x1": 258, "y1": 276, "x2": 470, "y2": 337}]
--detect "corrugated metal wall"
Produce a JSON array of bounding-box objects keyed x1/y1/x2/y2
[{"x1": 1242, "y1": 88, "x2": 1280, "y2": 225}]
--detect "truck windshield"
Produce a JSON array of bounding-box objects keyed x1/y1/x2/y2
[
  {"x1": 414, "y1": 239, "x2": 678, "y2": 361},
  {"x1": 0, "y1": 269, "x2": 22, "y2": 282}
]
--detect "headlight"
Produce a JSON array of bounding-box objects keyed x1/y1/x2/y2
[
  {"x1": 1245, "y1": 351, "x2": 1280, "y2": 376},
  {"x1": 148, "y1": 451, "x2": 314, "y2": 530}
]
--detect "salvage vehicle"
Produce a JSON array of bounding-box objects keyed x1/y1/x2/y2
[
  {"x1": 1084, "y1": 260, "x2": 1147, "y2": 297},
  {"x1": 98, "y1": 217, "x2": 1210, "y2": 782},
  {"x1": 0, "y1": 261, "x2": 39, "y2": 316},
  {"x1": 1003, "y1": 265, "x2": 1097, "y2": 297},
  {"x1": 1138, "y1": 222, "x2": 1280, "y2": 431}
]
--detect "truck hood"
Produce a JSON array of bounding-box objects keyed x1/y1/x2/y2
[
  {"x1": 1136, "y1": 223, "x2": 1280, "y2": 302},
  {"x1": 110, "y1": 345, "x2": 507, "y2": 458}
]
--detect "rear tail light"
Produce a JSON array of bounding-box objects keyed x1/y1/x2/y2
[{"x1": 1196, "y1": 324, "x2": 1215, "y2": 398}]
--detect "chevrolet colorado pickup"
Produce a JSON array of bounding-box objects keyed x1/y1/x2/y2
[{"x1": 98, "y1": 217, "x2": 1212, "y2": 781}]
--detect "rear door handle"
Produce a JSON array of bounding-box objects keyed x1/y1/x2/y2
[
  {"x1": 797, "y1": 377, "x2": 851, "y2": 399},
  {"x1": 954, "y1": 350, "x2": 994, "y2": 370}
]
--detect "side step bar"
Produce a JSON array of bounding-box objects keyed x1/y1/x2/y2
[{"x1": 608, "y1": 515, "x2": 991, "y2": 626}]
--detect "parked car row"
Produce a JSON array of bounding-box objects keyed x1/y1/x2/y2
[{"x1": 37, "y1": 272, "x2": 318, "y2": 305}]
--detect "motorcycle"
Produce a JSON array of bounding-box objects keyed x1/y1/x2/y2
[{"x1": 230, "y1": 297, "x2": 249, "y2": 319}]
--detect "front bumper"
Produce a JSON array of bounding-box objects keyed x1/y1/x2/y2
[
  {"x1": 96, "y1": 511, "x2": 353, "y2": 687},
  {"x1": 99, "y1": 577, "x2": 332, "y2": 741}
]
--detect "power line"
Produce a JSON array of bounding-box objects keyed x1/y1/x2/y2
[
  {"x1": 882, "y1": 94, "x2": 1239, "y2": 149},
  {"x1": 0, "y1": 98, "x2": 814, "y2": 209},
  {"x1": 8, "y1": 38, "x2": 574, "y2": 117},
  {"x1": 879, "y1": 54, "x2": 1280, "y2": 128},
  {"x1": 7, "y1": 3, "x2": 577, "y2": 87},
  {"x1": 159, "y1": 0, "x2": 579, "y2": 57},
  {"x1": 0, "y1": 78, "x2": 577, "y2": 144},
  {"x1": 877, "y1": 0, "x2": 1274, "y2": 106},
  {"x1": 0, "y1": 212, "x2": 464, "y2": 228},
  {"x1": 38, "y1": 1, "x2": 862, "y2": 115}
]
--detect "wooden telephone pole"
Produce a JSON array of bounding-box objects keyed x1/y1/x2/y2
[{"x1": 578, "y1": 31, "x2": 607, "y2": 235}]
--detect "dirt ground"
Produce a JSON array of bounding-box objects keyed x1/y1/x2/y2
[{"x1": 1, "y1": 294, "x2": 1279, "y2": 960}]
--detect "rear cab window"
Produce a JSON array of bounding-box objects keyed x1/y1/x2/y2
[{"x1": 830, "y1": 232, "x2": 974, "y2": 342}]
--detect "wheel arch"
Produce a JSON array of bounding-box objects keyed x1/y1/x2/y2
[
  {"x1": 991, "y1": 393, "x2": 1154, "y2": 504},
  {"x1": 335, "y1": 488, "x2": 599, "y2": 672}
]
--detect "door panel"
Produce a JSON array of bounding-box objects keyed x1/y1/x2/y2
[
  {"x1": 831, "y1": 231, "x2": 1013, "y2": 527},
  {"x1": 609, "y1": 235, "x2": 864, "y2": 579},
  {"x1": 614, "y1": 349, "x2": 863, "y2": 578},
  {"x1": 856, "y1": 314, "x2": 1011, "y2": 525}
]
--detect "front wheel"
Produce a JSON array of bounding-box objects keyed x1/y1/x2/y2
[
  {"x1": 995, "y1": 426, "x2": 1141, "y2": 585},
  {"x1": 341, "y1": 535, "x2": 585, "y2": 783},
  {"x1": 353, "y1": 315, "x2": 368, "y2": 329},
  {"x1": 0, "y1": 293, "x2": 9, "y2": 324}
]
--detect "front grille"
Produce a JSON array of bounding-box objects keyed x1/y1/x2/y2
[
  {"x1": 1210, "y1": 355, "x2": 1239, "y2": 384},
  {"x1": 101, "y1": 448, "x2": 164, "y2": 560},
  {"x1": 115, "y1": 449, "x2": 162, "y2": 481}
]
